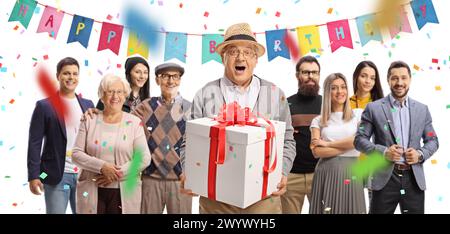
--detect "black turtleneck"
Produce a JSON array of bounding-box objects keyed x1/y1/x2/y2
[{"x1": 287, "y1": 91, "x2": 322, "y2": 173}]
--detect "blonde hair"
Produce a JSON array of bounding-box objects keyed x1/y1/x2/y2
[
  {"x1": 97, "y1": 74, "x2": 131, "y2": 99},
  {"x1": 320, "y1": 73, "x2": 353, "y2": 127}
]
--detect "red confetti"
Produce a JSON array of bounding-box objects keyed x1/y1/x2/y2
[
  {"x1": 74, "y1": 167, "x2": 78, "y2": 172},
  {"x1": 0, "y1": 63, "x2": 2, "y2": 68},
  {"x1": 9, "y1": 99, "x2": 15, "y2": 104},
  {"x1": 275, "y1": 11, "x2": 281, "y2": 17},
  {"x1": 204, "y1": 24, "x2": 207, "y2": 30},
  {"x1": 37, "y1": 68, "x2": 68, "y2": 121},
  {"x1": 95, "y1": 140, "x2": 98, "y2": 145},
  {"x1": 117, "y1": 64, "x2": 122, "y2": 68},
  {"x1": 432, "y1": 58, "x2": 438, "y2": 64},
  {"x1": 204, "y1": 11, "x2": 209, "y2": 17},
  {"x1": 427, "y1": 132, "x2": 435, "y2": 137},
  {"x1": 43, "y1": 55, "x2": 49, "y2": 60},
  {"x1": 17, "y1": 54, "x2": 21, "y2": 59},
  {"x1": 179, "y1": 3, "x2": 183, "y2": 8},
  {"x1": 12, "y1": 203, "x2": 17, "y2": 207},
  {"x1": 106, "y1": 14, "x2": 113, "y2": 21},
  {"x1": 344, "y1": 179, "x2": 351, "y2": 185},
  {"x1": 284, "y1": 31, "x2": 300, "y2": 61},
  {"x1": 13, "y1": 25, "x2": 19, "y2": 30}
]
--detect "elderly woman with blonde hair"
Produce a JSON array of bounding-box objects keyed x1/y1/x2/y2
[{"x1": 72, "y1": 74, "x2": 151, "y2": 214}]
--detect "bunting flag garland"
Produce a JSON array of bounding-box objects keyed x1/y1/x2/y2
[
  {"x1": 327, "y1": 19, "x2": 354, "y2": 52},
  {"x1": 8, "y1": 0, "x2": 37, "y2": 29},
  {"x1": 356, "y1": 14, "x2": 383, "y2": 46},
  {"x1": 97, "y1": 22, "x2": 124, "y2": 55},
  {"x1": 6, "y1": 0, "x2": 440, "y2": 63},
  {"x1": 67, "y1": 15, "x2": 94, "y2": 48},
  {"x1": 202, "y1": 34, "x2": 223, "y2": 64},
  {"x1": 265, "y1": 29, "x2": 290, "y2": 61},
  {"x1": 127, "y1": 31, "x2": 149, "y2": 58},
  {"x1": 164, "y1": 32, "x2": 188, "y2": 63},
  {"x1": 389, "y1": 8, "x2": 413, "y2": 39},
  {"x1": 36, "y1": 6, "x2": 64, "y2": 39},
  {"x1": 411, "y1": 0, "x2": 439, "y2": 30},
  {"x1": 296, "y1": 25, "x2": 322, "y2": 55}
]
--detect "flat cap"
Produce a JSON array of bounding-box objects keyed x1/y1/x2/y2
[{"x1": 154, "y1": 62, "x2": 185, "y2": 76}]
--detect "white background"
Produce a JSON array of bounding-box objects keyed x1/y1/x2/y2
[{"x1": 0, "y1": 0, "x2": 449, "y2": 214}]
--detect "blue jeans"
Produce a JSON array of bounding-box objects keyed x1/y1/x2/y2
[{"x1": 43, "y1": 173, "x2": 78, "y2": 214}]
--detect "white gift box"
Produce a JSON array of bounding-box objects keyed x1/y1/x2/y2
[{"x1": 185, "y1": 117, "x2": 285, "y2": 208}]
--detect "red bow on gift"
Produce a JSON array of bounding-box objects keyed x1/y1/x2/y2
[{"x1": 208, "y1": 102, "x2": 278, "y2": 201}]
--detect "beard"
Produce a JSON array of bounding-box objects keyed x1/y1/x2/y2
[
  {"x1": 390, "y1": 85, "x2": 409, "y2": 99},
  {"x1": 298, "y1": 78, "x2": 320, "y2": 97}
]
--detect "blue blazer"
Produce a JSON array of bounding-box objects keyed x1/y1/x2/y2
[{"x1": 27, "y1": 93, "x2": 94, "y2": 185}]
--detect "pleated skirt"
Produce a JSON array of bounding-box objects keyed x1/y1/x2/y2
[{"x1": 309, "y1": 156, "x2": 366, "y2": 214}]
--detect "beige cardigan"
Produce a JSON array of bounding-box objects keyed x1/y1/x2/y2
[{"x1": 72, "y1": 112, "x2": 151, "y2": 214}]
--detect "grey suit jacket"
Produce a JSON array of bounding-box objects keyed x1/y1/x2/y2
[{"x1": 354, "y1": 95, "x2": 439, "y2": 191}]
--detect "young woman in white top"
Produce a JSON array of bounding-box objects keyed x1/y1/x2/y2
[{"x1": 308, "y1": 73, "x2": 366, "y2": 214}]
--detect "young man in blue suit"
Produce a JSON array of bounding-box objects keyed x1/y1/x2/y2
[
  {"x1": 355, "y1": 61, "x2": 439, "y2": 214},
  {"x1": 27, "y1": 57, "x2": 94, "y2": 214}
]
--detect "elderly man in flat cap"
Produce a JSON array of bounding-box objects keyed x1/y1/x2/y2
[
  {"x1": 132, "y1": 62, "x2": 193, "y2": 214},
  {"x1": 181, "y1": 23, "x2": 296, "y2": 213}
]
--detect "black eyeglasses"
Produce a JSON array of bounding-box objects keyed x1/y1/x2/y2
[
  {"x1": 299, "y1": 70, "x2": 320, "y2": 76},
  {"x1": 158, "y1": 73, "x2": 181, "y2": 81}
]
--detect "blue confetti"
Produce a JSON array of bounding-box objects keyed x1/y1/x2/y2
[
  {"x1": 0, "y1": 67, "x2": 7, "y2": 72},
  {"x1": 0, "y1": 141, "x2": 2, "y2": 146},
  {"x1": 447, "y1": 162, "x2": 450, "y2": 169},
  {"x1": 84, "y1": 60, "x2": 89, "y2": 66},
  {"x1": 9, "y1": 146, "x2": 15, "y2": 150},
  {"x1": 83, "y1": 191, "x2": 88, "y2": 197},
  {"x1": 63, "y1": 184, "x2": 70, "y2": 190},
  {"x1": 34, "y1": 6, "x2": 40, "y2": 14}
]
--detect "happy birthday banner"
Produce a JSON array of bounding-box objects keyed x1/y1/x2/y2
[{"x1": 7, "y1": 0, "x2": 439, "y2": 64}]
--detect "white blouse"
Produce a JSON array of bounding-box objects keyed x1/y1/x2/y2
[{"x1": 310, "y1": 109, "x2": 363, "y2": 157}]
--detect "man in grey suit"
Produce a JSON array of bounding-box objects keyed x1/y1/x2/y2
[{"x1": 354, "y1": 61, "x2": 439, "y2": 214}]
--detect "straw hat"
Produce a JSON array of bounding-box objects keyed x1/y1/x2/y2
[{"x1": 216, "y1": 23, "x2": 266, "y2": 57}]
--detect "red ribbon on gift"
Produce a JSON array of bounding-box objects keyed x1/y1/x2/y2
[{"x1": 208, "y1": 102, "x2": 278, "y2": 201}]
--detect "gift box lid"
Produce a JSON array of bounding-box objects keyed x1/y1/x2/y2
[{"x1": 186, "y1": 117, "x2": 285, "y2": 145}]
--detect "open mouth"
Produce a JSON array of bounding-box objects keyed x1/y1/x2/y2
[{"x1": 235, "y1": 66, "x2": 246, "y2": 74}]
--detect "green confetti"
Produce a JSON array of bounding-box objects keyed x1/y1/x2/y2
[
  {"x1": 102, "y1": 141, "x2": 107, "y2": 147},
  {"x1": 391, "y1": 108, "x2": 396, "y2": 113},
  {"x1": 351, "y1": 151, "x2": 389, "y2": 182},
  {"x1": 109, "y1": 146, "x2": 113, "y2": 152},
  {"x1": 363, "y1": 53, "x2": 369, "y2": 56},
  {"x1": 396, "y1": 137, "x2": 401, "y2": 144},
  {"x1": 388, "y1": 51, "x2": 392, "y2": 58},
  {"x1": 249, "y1": 164, "x2": 252, "y2": 169},
  {"x1": 395, "y1": 35, "x2": 401, "y2": 39},
  {"x1": 39, "y1": 172, "x2": 48, "y2": 179},
  {"x1": 384, "y1": 124, "x2": 389, "y2": 131},
  {"x1": 233, "y1": 153, "x2": 236, "y2": 159},
  {"x1": 82, "y1": 191, "x2": 88, "y2": 197},
  {"x1": 5, "y1": 176, "x2": 11, "y2": 179},
  {"x1": 400, "y1": 189, "x2": 405, "y2": 195},
  {"x1": 446, "y1": 104, "x2": 450, "y2": 109},
  {"x1": 123, "y1": 148, "x2": 144, "y2": 197},
  {"x1": 123, "y1": 134, "x2": 127, "y2": 141},
  {"x1": 310, "y1": 48, "x2": 317, "y2": 53}
]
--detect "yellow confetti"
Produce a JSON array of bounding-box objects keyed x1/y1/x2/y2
[
  {"x1": 413, "y1": 64, "x2": 420, "y2": 71},
  {"x1": 431, "y1": 159, "x2": 437, "y2": 164},
  {"x1": 256, "y1": 7, "x2": 261, "y2": 14},
  {"x1": 435, "y1": 86, "x2": 441, "y2": 91},
  {"x1": 66, "y1": 150, "x2": 72, "y2": 157},
  {"x1": 327, "y1": 8, "x2": 333, "y2": 14}
]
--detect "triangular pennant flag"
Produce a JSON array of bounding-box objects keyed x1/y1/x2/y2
[
  {"x1": 8, "y1": 0, "x2": 37, "y2": 29},
  {"x1": 356, "y1": 14, "x2": 383, "y2": 46},
  {"x1": 67, "y1": 15, "x2": 93, "y2": 48},
  {"x1": 98, "y1": 22, "x2": 124, "y2": 55},
  {"x1": 36, "y1": 6, "x2": 64, "y2": 39},
  {"x1": 411, "y1": 0, "x2": 439, "y2": 30},
  {"x1": 389, "y1": 9, "x2": 412, "y2": 39},
  {"x1": 127, "y1": 31, "x2": 149, "y2": 58},
  {"x1": 202, "y1": 34, "x2": 224, "y2": 64},
  {"x1": 327, "y1": 19, "x2": 353, "y2": 52},
  {"x1": 265, "y1": 29, "x2": 290, "y2": 61},
  {"x1": 164, "y1": 32, "x2": 188, "y2": 63},
  {"x1": 296, "y1": 25, "x2": 322, "y2": 55}
]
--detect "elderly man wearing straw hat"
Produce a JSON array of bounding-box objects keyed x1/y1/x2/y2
[{"x1": 180, "y1": 23, "x2": 296, "y2": 213}]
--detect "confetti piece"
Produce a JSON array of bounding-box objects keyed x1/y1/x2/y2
[
  {"x1": 124, "y1": 148, "x2": 144, "y2": 196},
  {"x1": 12, "y1": 203, "x2": 17, "y2": 207},
  {"x1": 74, "y1": 167, "x2": 78, "y2": 172},
  {"x1": 391, "y1": 108, "x2": 396, "y2": 113},
  {"x1": 158, "y1": 1, "x2": 163, "y2": 6},
  {"x1": 117, "y1": 64, "x2": 122, "y2": 68},
  {"x1": 1, "y1": 105, "x2": 5, "y2": 111},
  {"x1": 435, "y1": 86, "x2": 441, "y2": 91},
  {"x1": 5, "y1": 175, "x2": 11, "y2": 179},
  {"x1": 1, "y1": 67, "x2": 8, "y2": 72},
  {"x1": 446, "y1": 105, "x2": 450, "y2": 109},
  {"x1": 0, "y1": 141, "x2": 3, "y2": 146},
  {"x1": 400, "y1": 189, "x2": 405, "y2": 195},
  {"x1": 9, "y1": 146, "x2": 15, "y2": 150},
  {"x1": 438, "y1": 196, "x2": 443, "y2": 202},
  {"x1": 13, "y1": 25, "x2": 19, "y2": 30},
  {"x1": 102, "y1": 141, "x2": 107, "y2": 147},
  {"x1": 327, "y1": 8, "x2": 333, "y2": 14},
  {"x1": 84, "y1": 60, "x2": 89, "y2": 66},
  {"x1": 97, "y1": 69, "x2": 103, "y2": 76},
  {"x1": 66, "y1": 150, "x2": 72, "y2": 157},
  {"x1": 427, "y1": 132, "x2": 435, "y2": 137},
  {"x1": 275, "y1": 11, "x2": 281, "y2": 17},
  {"x1": 9, "y1": 99, "x2": 15, "y2": 104},
  {"x1": 294, "y1": 0, "x2": 300, "y2": 3},
  {"x1": 166, "y1": 145, "x2": 170, "y2": 150},
  {"x1": 256, "y1": 8, "x2": 261, "y2": 14},
  {"x1": 431, "y1": 159, "x2": 437, "y2": 164},
  {"x1": 344, "y1": 179, "x2": 351, "y2": 185},
  {"x1": 203, "y1": 11, "x2": 209, "y2": 17},
  {"x1": 204, "y1": 24, "x2": 207, "y2": 30},
  {"x1": 196, "y1": 162, "x2": 201, "y2": 166},
  {"x1": 383, "y1": 124, "x2": 389, "y2": 131},
  {"x1": 43, "y1": 55, "x2": 49, "y2": 60},
  {"x1": 229, "y1": 146, "x2": 233, "y2": 152},
  {"x1": 249, "y1": 164, "x2": 252, "y2": 169},
  {"x1": 109, "y1": 146, "x2": 113, "y2": 152},
  {"x1": 432, "y1": 58, "x2": 438, "y2": 64},
  {"x1": 83, "y1": 192, "x2": 88, "y2": 197},
  {"x1": 106, "y1": 14, "x2": 113, "y2": 20},
  {"x1": 324, "y1": 207, "x2": 331, "y2": 213},
  {"x1": 63, "y1": 184, "x2": 70, "y2": 190},
  {"x1": 0, "y1": 63, "x2": 2, "y2": 68},
  {"x1": 39, "y1": 172, "x2": 48, "y2": 179},
  {"x1": 413, "y1": 64, "x2": 420, "y2": 71},
  {"x1": 34, "y1": 7, "x2": 40, "y2": 14}
]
